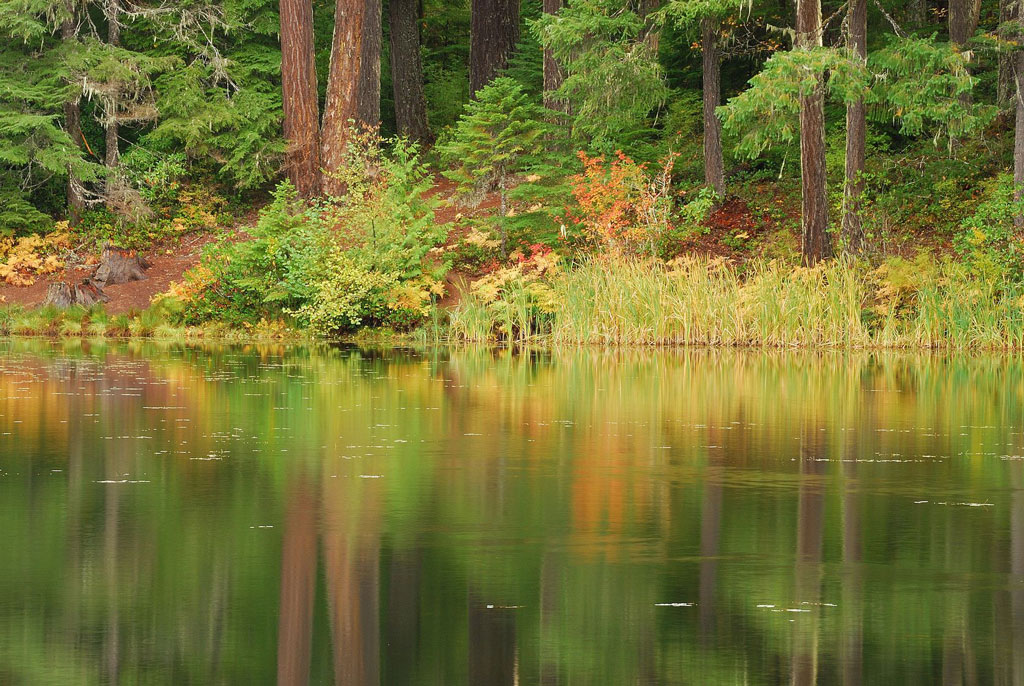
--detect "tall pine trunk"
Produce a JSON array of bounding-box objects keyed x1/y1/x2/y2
[
  {"x1": 62, "y1": 13, "x2": 84, "y2": 226},
  {"x1": 542, "y1": 0, "x2": 568, "y2": 113},
  {"x1": 842, "y1": 0, "x2": 866, "y2": 253},
  {"x1": 357, "y1": 0, "x2": 381, "y2": 127},
  {"x1": 280, "y1": 0, "x2": 322, "y2": 198},
  {"x1": 701, "y1": 16, "x2": 725, "y2": 197},
  {"x1": 797, "y1": 0, "x2": 831, "y2": 265},
  {"x1": 469, "y1": 0, "x2": 520, "y2": 96},
  {"x1": 389, "y1": 0, "x2": 433, "y2": 143},
  {"x1": 105, "y1": 0, "x2": 120, "y2": 168},
  {"x1": 322, "y1": 0, "x2": 366, "y2": 196}
]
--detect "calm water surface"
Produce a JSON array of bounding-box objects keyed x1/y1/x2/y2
[{"x1": 1, "y1": 340, "x2": 1023, "y2": 684}]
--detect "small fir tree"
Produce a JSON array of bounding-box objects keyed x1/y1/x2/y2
[{"x1": 439, "y1": 77, "x2": 547, "y2": 251}]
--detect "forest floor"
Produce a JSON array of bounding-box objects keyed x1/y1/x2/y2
[{"x1": 0, "y1": 232, "x2": 220, "y2": 314}]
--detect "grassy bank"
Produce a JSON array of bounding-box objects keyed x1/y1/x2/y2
[{"x1": 448, "y1": 256, "x2": 1024, "y2": 350}]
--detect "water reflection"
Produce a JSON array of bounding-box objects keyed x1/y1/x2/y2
[{"x1": 2, "y1": 342, "x2": 1024, "y2": 683}]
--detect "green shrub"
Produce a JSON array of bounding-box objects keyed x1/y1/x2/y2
[
  {"x1": 292, "y1": 255, "x2": 397, "y2": 336},
  {"x1": 953, "y1": 173, "x2": 1024, "y2": 280}
]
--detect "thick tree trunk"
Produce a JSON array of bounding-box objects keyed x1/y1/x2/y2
[
  {"x1": 797, "y1": 0, "x2": 831, "y2": 265},
  {"x1": 949, "y1": 0, "x2": 976, "y2": 46},
  {"x1": 389, "y1": 0, "x2": 434, "y2": 143},
  {"x1": 542, "y1": 0, "x2": 569, "y2": 113},
  {"x1": 702, "y1": 17, "x2": 725, "y2": 197},
  {"x1": 280, "y1": 0, "x2": 322, "y2": 198},
  {"x1": 358, "y1": 0, "x2": 382, "y2": 127},
  {"x1": 62, "y1": 15, "x2": 85, "y2": 226},
  {"x1": 842, "y1": 0, "x2": 866, "y2": 253},
  {"x1": 105, "y1": 1, "x2": 120, "y2": 169},
  {"x1": 469, "y1": 0, "x2": 520, "y2": 96},
  {"x1": 322, "y1": 0, "x2": 367, "y2": 196},
  {"x1": 949, "y1": 0, "x2": 980, "y2": 110}
]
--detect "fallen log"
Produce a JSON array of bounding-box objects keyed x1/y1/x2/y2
[
  {"x1": 94, "y1": 246, "x2": 149, "y2": 285},
  {"x1": 44, "y1": 279, "x2": 110, "y2": 308}
]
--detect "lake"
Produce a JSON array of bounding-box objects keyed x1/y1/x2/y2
[{"x1": 1, "y1": 340, "x2": 1022, "y2": 684}]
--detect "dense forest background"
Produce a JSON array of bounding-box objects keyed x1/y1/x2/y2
[{"x1": 4, "y1": 0, "x2": 1024, "y2": 343}]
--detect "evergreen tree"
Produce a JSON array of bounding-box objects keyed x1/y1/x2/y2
[
  {"x1": 439, "y1": 77, "x2": 546, "y2": 249},
  {"x1": 537, "y1": 0, "x2": 668, "y2": 152}
]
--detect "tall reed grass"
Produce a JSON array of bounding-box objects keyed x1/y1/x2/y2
[{"x1": 447, "y1": 256, "x2": 1024, "y2": 350}]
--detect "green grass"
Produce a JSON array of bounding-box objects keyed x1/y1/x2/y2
[{"x1": 447, "y1": 256, "x2": 1024, "y2": 350}]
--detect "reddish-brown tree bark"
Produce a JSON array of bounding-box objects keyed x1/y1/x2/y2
[
  {"x1": 280, "y1": 0, "x2": 322, "y2": 197},
  {"x1": 322, "y1": 0, "x2": 367, "y2": 196},
  {"x1": 797, "y1": 0, "x2": 831, "y2": 265},
  {"x1": 469, "y1": 0, "x2": 520, "y2": 96},
  {"x1": 389, "y1": 0, "x2": 433, "y2": 143}
]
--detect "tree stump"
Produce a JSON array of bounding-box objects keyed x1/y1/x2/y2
[
  {"x1": 44, "y1": 279, "x2": 110, "y2": 308},
  {"x1": 94, "y1": 246, "x2": 149, "y2": 285}
]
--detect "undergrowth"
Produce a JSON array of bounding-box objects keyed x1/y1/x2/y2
[{"x1": 446, "y1": 255, "x2": 1024, "y2": 350}]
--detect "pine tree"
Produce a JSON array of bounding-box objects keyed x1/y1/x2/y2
[{"x1": 439, "y1": 77, "x2": 546, "y2": 249}]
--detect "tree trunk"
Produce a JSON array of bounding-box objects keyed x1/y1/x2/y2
[
  {"x1": 105, "y1": 0, "x2": 120, "y2": 169},
  {"x1": 358, "y1": 0, "x2": 382, "y2": 128},
  {"x1": 908, "y1": 0, "x2": 928, "y2": 28},
  {"x1": 797, "y1": 0, "x2": 831, "y2": 265},
  {"x1": 322, "y1": 0, "x2": 367, "y2": 196},
  {"x1": 639, "y1": 0, "x2": 662, "y2": 53},
  {"x1": 280, "y1": 0, "x2": 322, "y2": 198},
  {"x1": 999, "y1": 0, "x2": 1017, "y2": 109},
  {"x1": 542, "y1": 0, "x2": 569, "y2": 113},
  {"x1": 843, "y1": 0, "x2": 866, "y2": 253},
  {"x1": 1014, "y1": 23, "x2": 1024, "y2": 228},
  {"x1": 62, "y1": 14, "x2": 85, "y2": 226},
  {"x1": 949, "y1": 0, "x2": 976, "y2": 46},
  {"x1": 389, "y1": 0, "x2": 434, "y2": 143},
  {"x1": 702, "y1": 17, "x2": 725, "y2": 197},
  {"x1": 949, "y1": 0, "x2": 979, "y2": 110},
  {"x1": 469, "y1": 0, "x2": 520, "y2": 96}
]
